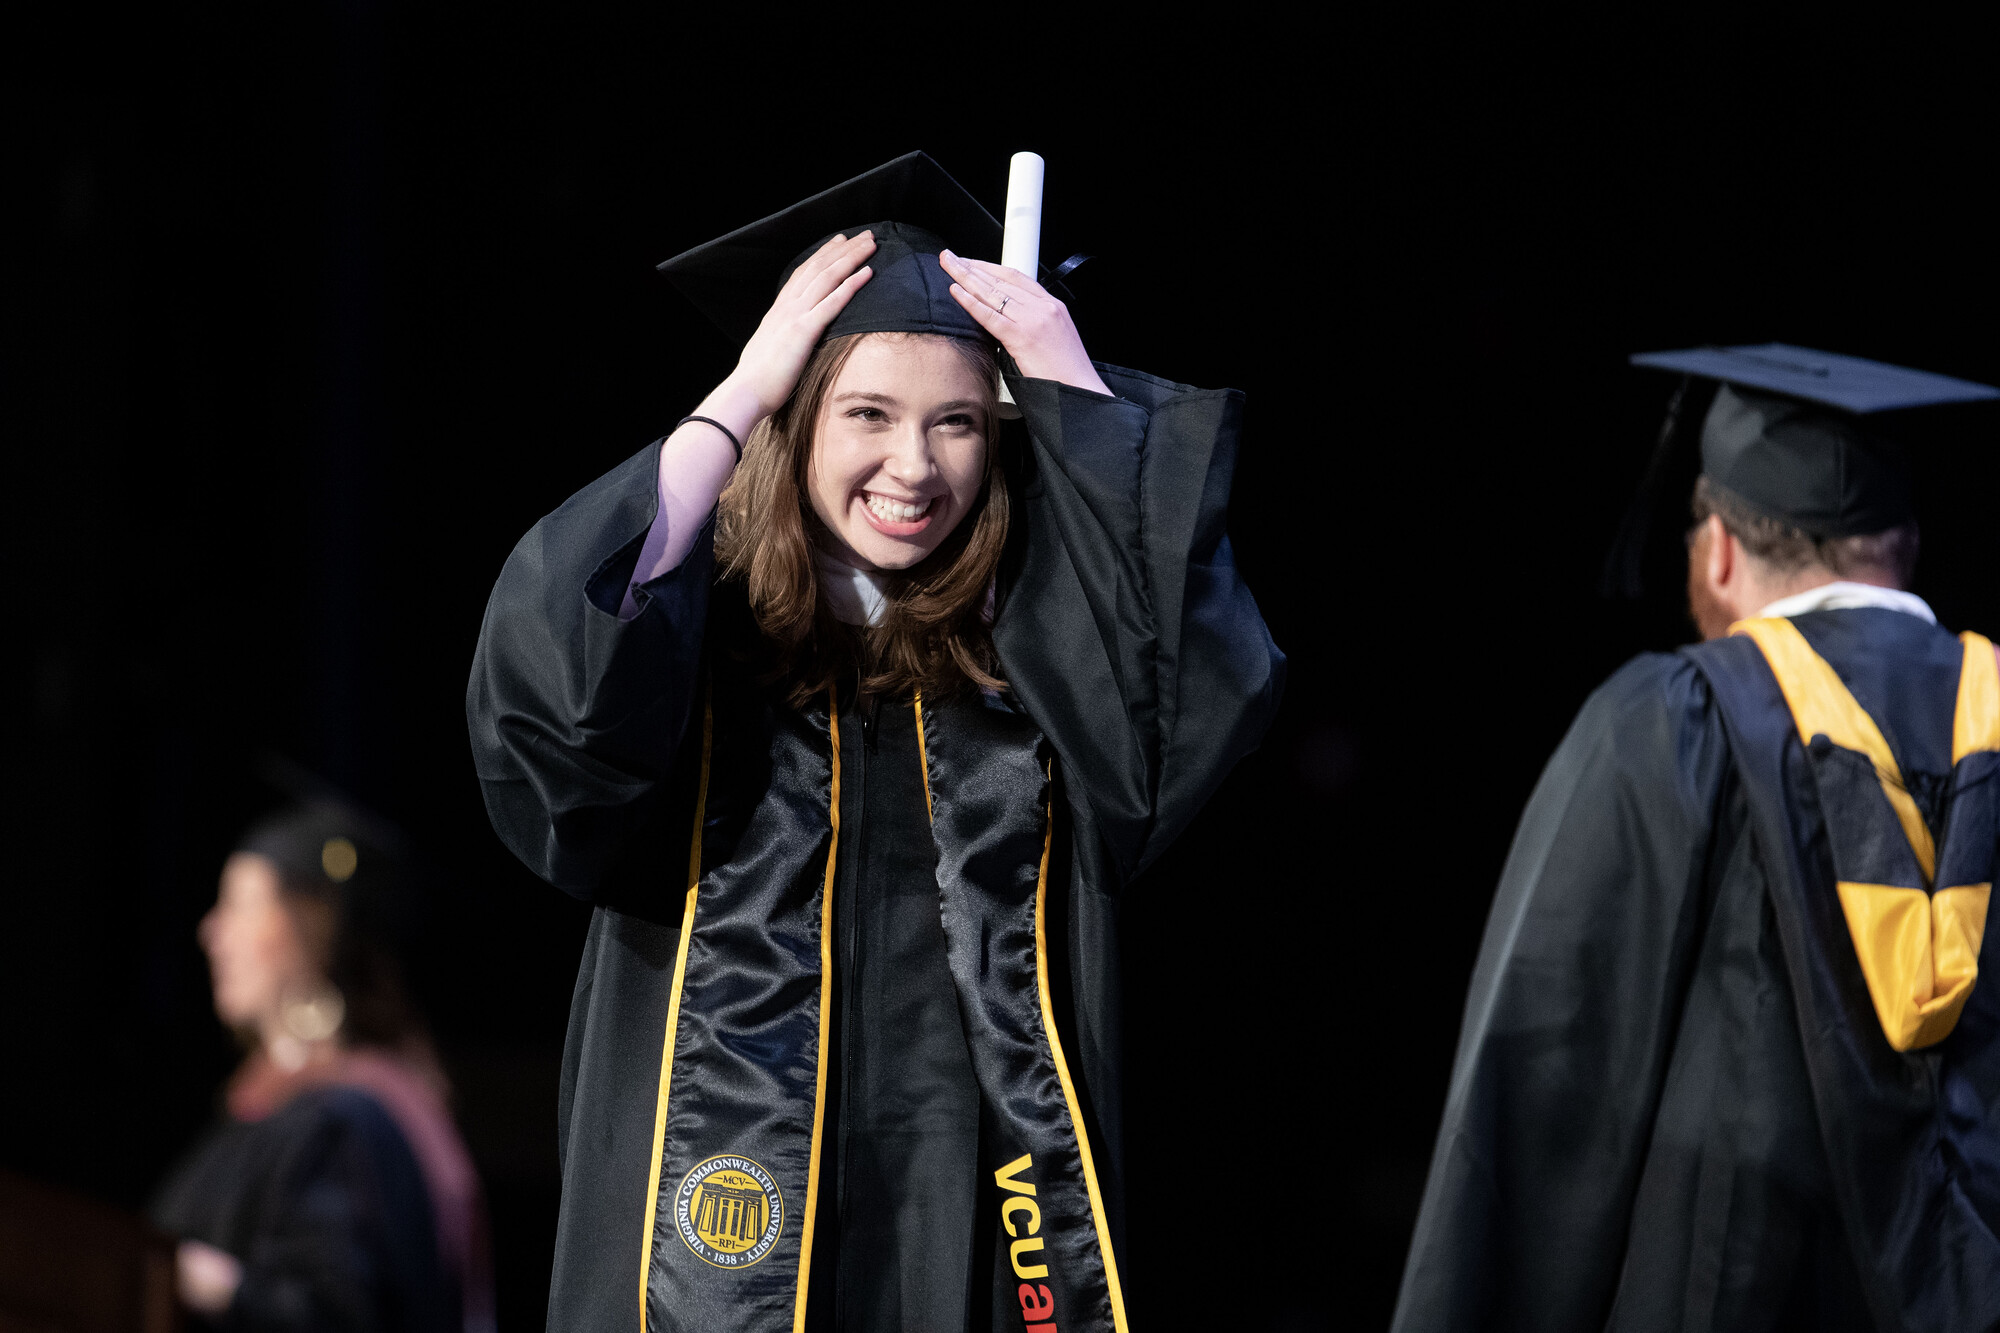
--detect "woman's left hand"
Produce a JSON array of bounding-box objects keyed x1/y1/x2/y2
[{"x1": 940, "y1": 250, "x2": 1113, "y2": 397}]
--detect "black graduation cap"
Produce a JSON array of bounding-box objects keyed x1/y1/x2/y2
[
  {"x1": 1601, "y1": 343, "x2": 1999, "y2": 596},
  {"x1": 657, "y1": 152, "x2": 1011, "y2": 347},
  {"x1": 240, "y1": 755, "x2": 426, "y2": 949},
  {"x1": 1631, "y1": 344, "x2": 2000, "y2": 415}
]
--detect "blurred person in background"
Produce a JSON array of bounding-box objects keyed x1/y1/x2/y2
[{"x1": 151, "y1": 804, "x2": 495, "y2": 1333}]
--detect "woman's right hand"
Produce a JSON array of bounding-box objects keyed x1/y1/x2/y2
[
  {"x1": 724, "y1": 231, "x2": 877, "y2": 423},
  {"x1": 629, "y1": 233, "x2": 877, "y2": 612}
]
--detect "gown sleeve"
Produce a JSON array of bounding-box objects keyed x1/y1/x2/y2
[
  {"x1": 150, "y1": 1090, "x2": 449, "y2": 1333},
  {"x1": 994, "y1": 363, "x2": 1285, "y2": 884},
  {"x1": 232, "y1": 1092, "x2": 450, "y2": 1333},
  {"x1": 466, "y1": 439, "x2": 714, "y2": 902},
  {"x1": 1390, "y1": 653, "x2": 1734, "y2": 1332}
]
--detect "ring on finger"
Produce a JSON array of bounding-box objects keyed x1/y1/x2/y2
[{"x1": 997, "y1": 295, "x2": 1011, "y2": 314}]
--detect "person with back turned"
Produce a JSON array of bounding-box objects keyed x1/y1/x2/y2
[{"x1": 1393, "y1": 345, "x2": 2000, "y2": 1332}]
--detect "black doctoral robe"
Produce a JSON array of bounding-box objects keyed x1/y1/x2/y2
[
  {"x1": 151, "y1": 1086, "x2": 453, "y2": 1333},
  {"x1": 1393, "y1": 608, "x2": 2000, "y2": 1333},
  {"x1": 467, "y1": 365, "x2": 1283, "y2": 1332}
]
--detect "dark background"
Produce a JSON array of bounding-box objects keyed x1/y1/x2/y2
[{"x1": 5, "y1": 10, "x2": 1996, "y2": 1330}]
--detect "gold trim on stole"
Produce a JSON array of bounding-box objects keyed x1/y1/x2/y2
[
  {"x1": 1032, "y1": 792, "x2": 1131, "y2": 1331},
  {"x1": 792, "y1": 693, "x2": 841, "y2": 1331},
  {"x1": 639, "y1": 690, "x2": 713, "y2": 1329}
]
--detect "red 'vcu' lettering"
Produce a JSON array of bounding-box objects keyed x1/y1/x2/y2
[
  {"x1": 996, "y1": 1153, "x2": 1057, "y2": 1332},
  {"x1": 1018, "y1": 1282, "x2": 1056, "y2": 1331}
]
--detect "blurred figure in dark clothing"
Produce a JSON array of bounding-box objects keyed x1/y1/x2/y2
[{"x1": 151, "y1": 805, "x2": 494, "y2": 1333}]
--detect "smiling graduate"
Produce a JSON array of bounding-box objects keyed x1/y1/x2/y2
[{"x1": 466, "y1": 153, "x2": 1283, "y2": 1333}]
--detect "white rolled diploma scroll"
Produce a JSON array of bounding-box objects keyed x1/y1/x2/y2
[{"x1": 995, "y1": 151, "x2": 1044, "y2": 416}]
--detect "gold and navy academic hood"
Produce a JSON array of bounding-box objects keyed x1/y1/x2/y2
[
  {"x1": 1730, "y1": 617, "x2": 2000, "y2": 1051},
  {"x1": 1682, "y1": 613, "x2": 2000, "y2": 1330}
]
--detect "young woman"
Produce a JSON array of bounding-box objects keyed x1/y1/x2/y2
[{"x1": 468, "y1": 155, "x2": 1283, "y2": 1333}]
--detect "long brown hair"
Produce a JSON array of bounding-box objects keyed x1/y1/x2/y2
[{"x1": 714, "y1": 331, "x2": 1010, "y2": 707}]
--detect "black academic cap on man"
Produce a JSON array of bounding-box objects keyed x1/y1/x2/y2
[
  {"x1": 656, "y1": 152, "x2": 1012, "y2": 347},
  {"x1": 1632, "y1": 343, "x2": 1999, "y2": 537},
  {"x1": 1602, "y1": 343, "x2": 1998, "y2": 597}
]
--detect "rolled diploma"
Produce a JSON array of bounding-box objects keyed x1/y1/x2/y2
[{"x1": 995, "y1": 151, "x2": 1044, "y2": 413}]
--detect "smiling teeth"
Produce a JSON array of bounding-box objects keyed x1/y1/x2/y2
[{"x1": 866, "y1": 495, "x2": 930, "y2": 522}]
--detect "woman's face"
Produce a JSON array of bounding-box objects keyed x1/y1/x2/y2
[
  {"x1": 199, "y1": 853, "x2": 315, "y2": 1030},
  {"x1": 807, "y1": 334, "x2": 991, "y2": 572}
]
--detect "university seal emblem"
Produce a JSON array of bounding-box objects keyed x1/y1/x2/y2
[{"x1": 674, "y1": 1154, "x2": 784, "y2": 1269}]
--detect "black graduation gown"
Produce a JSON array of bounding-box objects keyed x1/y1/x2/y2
[
  {"x1": 151, "y1": 1086, "x2": 454, "y2": 1333},
  {"x1": 466, "y1": 366, "x2": 1283, "y2": 1333},
  {"x1": 1393, "y1": 608, "x2": 2000, "y2": 1333}
]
